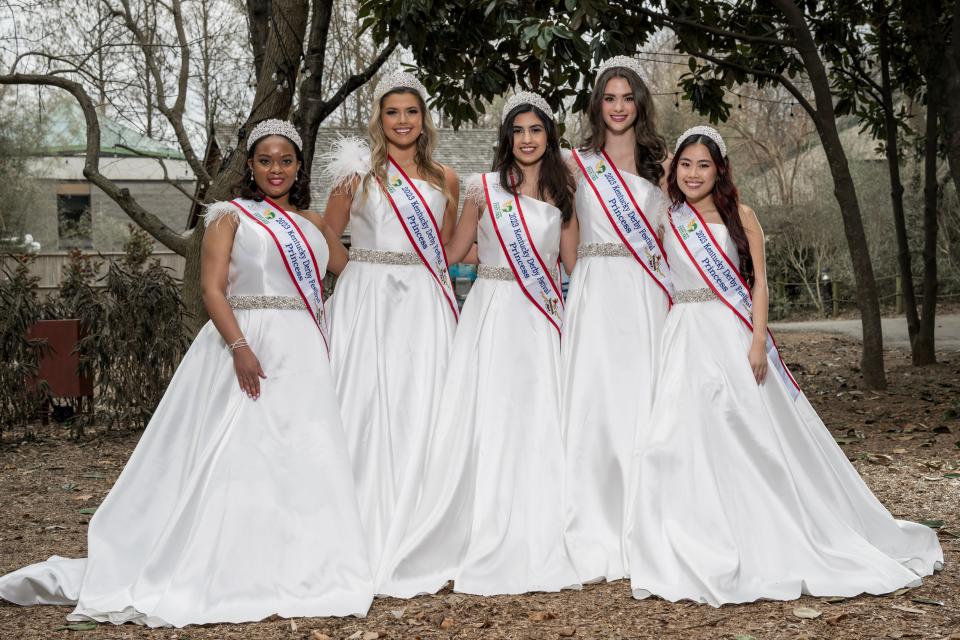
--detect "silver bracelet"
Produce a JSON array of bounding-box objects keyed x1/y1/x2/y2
[{"x1": 228, "y1": 337, "x2": 249, "y2": 352}]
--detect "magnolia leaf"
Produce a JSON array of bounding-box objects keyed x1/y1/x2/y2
[
  {"x1": 793, "y1": 606, "x2": 822, "y2": 619},
  {"x1": 920, "y1": 519, "x2": 945, "y2": 529},
  {"x1": 890, "y1": 604, "x2": 925, "y2": 615},
  {"x1": 910, "y1": 597, "x2": 944, "y2": 606},
  {"x1": 78, "y1": 507, "x2": 97, "y2": 515}
]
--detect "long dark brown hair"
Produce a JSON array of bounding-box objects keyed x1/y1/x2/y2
[
  {"x1": 236, "y1": 125, "x2": 312, "y2": 209},
  {"x1": 581, "y1": 67, "x2": 667, "y2": 185},
  {"x1": 494, "y1": 104, "x2": 575, "y2": 223},
  {"x1": 668, "y1": 134, "x2": 754, "y2": 287}
]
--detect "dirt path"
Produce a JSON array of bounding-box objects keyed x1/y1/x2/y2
[
  {"x1": 772, "y1": 313, "x2": 960, "y2": 352},
  {"x1": 1, "y1": 332, "x2": 958, "y2": 639}
]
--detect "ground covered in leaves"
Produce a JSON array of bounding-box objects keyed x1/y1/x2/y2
[{"x1": 1, "y1": 331, "x2": 959, "y2": 639}]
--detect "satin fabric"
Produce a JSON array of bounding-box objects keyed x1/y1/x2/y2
[
  {"x1": 561, "y1": 168, "x2": 670, "y2": 583},
  {"x1": 377, "y1": 182, "x2": 580, "y2": 597},
  {"x1": 626, "y1": 222, "x2": 943, "y2": 606},
  {"x1": 0, "y1": 206, "x2": 373, "y2": 626},
  {"x1": 326, "y1": 179, "x2": 456, "y2": 575}
]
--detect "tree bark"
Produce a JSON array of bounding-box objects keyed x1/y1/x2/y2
[
  {"x1": 247, "y1": 0, "x2": 273, "y2": 83},
  {"x1": 913, "y1": 84, "x2": 940, "y2": 364},
  {"x1": 181, "y1": 0, "x2": 309, "y2": 335},
  {"x1": 772, "y1": 0, "x2": 887, "y2": 388},
  {"x1": 877, "y1": 8, "x2": 920, "y2": 350}
]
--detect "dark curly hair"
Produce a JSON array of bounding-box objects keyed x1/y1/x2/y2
[
  {"x1": 236, "y1": 125, "x2": 311, "y2": 209},
  {"x1": 668, "y1": 134, "x2": 753, "y2": 287},
  {"x1": 581, "y1": 67, "x2": 667, "y2": 185},
  {"x1": 494, "y1": 104, "x2": 575, "y2": 223}
]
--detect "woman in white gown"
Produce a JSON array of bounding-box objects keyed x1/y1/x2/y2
[
  {"x1": 625, "y1": 126, "x2": 943, "y2": 606},
  {"x1": 321, "y1": 72, "x2": 459, "y2": 574},
  {"x1": 376, "y1": 91, "x2": 580, "y2": 598},
  {"x1": 561, "y1": 56, "x2": 672, "y2": 584},
  {"x1": 0, "y1": 120, "x2": 373, "y2": 626}
]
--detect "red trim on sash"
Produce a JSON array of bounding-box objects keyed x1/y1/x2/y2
[
  {"x1": 378, "y1": 158, "x2": 460, "y2": 320},
  {"x1": 230, "y1": 199, "x2": 329, "y2": 352},
  {"x1": 482, "y1": 173, "x2": 562, "y2": 334},
  {"x1": 572, "y1": 149, "x2": 672, "y2": 306},
  {"x1": 671, "y1": 202, "x2": 800, "y2": 391}
]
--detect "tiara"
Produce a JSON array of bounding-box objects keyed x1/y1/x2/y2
[
  {"x1": 501, "y1": 90, "x2": 555, "y2": 123},
  {"x1": 596, "y1": 55, "x2": 647, "y2": 84},
  {"x1": 373, "y1": 71, "x2": 428, "y2": 102},
  {"x1": 675, "y1": 125, "x2": 727, "y2": 158},
  {"x1": 246, "y1": 119, "x2": 302, "y2": 151}
]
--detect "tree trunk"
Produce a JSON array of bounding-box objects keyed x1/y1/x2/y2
[
  {"x1": 913, "y1": 85, "x2": 940, "y2": 364},
  {"x1": 772, "y1": 0, "x2": 887, "y2": 388},
  {"x1": 181, "y1": 0, "x2": 308, "y2": 335},
  {"x1": 247, "y1": 0, "x2": 273, "y2": 83},
  {"x1": 877, "y1": 9, "x2": 920, "y2": 350},
  {"x1": 294, "y1": 0, "x2": 334, "y2": 174}
]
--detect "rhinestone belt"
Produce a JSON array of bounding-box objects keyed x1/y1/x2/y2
[
  {"x1": 478, "y1": 264, "x2": 560, "y2": 283},
  {"x1": 577, "y1": 242, "x2": 631, "y2": 258},
  {"x1": 673, "y1": 288, "x2": 716, "y2": 304},
  {"x1": 349, "y1": 247, "x2": 421, "y2": 266},
  {"x1": 228, "y1": 295, "x2": 307, "y2": 311}
]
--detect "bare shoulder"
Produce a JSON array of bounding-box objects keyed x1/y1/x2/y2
[
  {"x1": 443, "y1": 164, "x2": 460, "y2": 189},
  {"x1": 738, "y1": 203, "x2": 762, "y2": 231},
  {"x1": 297, "y1": 209, "x2": 327, "y2": 231}
]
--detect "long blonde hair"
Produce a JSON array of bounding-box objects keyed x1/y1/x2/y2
[{"x1": 363, "y1": 88, "x2": 451, "y2": 205}]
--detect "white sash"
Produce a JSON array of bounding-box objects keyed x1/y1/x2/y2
[
  {"x1": 670, "y1": 201, "x2": 800, "y2": 399},
  {"x1": 379, "y1": 157, "x2": 459, "y2": 320},
  {"x1": 572, "y1": 148, "x2": 674, "y2": 303},
  {"x1": 230, "y1": 197, "x2": 330, "y2": 352},
  {"x1": 481, "y1": 172, "x2": 563, "y2": 333}
]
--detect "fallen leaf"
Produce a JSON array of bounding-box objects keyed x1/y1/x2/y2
[
  {"x1": 890, "y1": 604, "x2": 925, "y2": 615},
  {"x1": 362, "y1": 632, "x2": 379, "y2": 640},
  {"x1": 890, "y1": 587, "x2": 912, "y2": 597},
  {"x1": 73, "y1": 494, "x2": 93, "y2": 501},
  {"x1": 793, "y1": 606, "x2": 822, "y2": 619},
  {"x1": 290, "y1": 620, "x2": 298, "y2": 631},
  {"x1": 867, "y1": 453, "x2": 894, "y2": 465},
  {"x1": 439, "y1": 616, "x2": 454, "y2": 630},
  {"x1": 892, "y1": 448, "x2": 908, "y2": 454},
  {"x1": 933, "y1": 425, "x2": 952, "y2": 434},
  {"x1": 389, "y1": 607, "x2": 406, "y2": 619},
  {"x1": 346, "y1": 631, "x2": 364, "y2": 640},
  {"x1": 910, "y1": 596, "x2": 944, "y2": 606},
  {"x1": 529, "y1": 611, "x2": 556, "y2": 622},
  {"x1": 734, "y1": 636, "x2": 757, "y2": 640},
  {"x1": 310, "y1": 632, "x2": 331, "y2": 640},
  {"x1": 920, "y1": 519, "x2": 945, "y2": 529},
  {"x1": 558, "y1": 627, "x2": 576, "y2": 638},
  {"x1": 944, "y1": 473, "x2": 960, "y2": 479},
  {"x1": 78, "y1": 507, "x2": 97, "y2": 515},
  {"x1": 821, "y1": 596, "x2": 847, "y2": 603},
  {"x1": 825, "y1": 612, "x2": 849, "y2": 625}
]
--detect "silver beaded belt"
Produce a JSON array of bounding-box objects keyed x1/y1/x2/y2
[
  {"x1": 477, "y1": 264, "x2": 560, "y2": 283},
  {"x1": 577, "y1": 242, "x2": 631, "y2": 258},
  {"x1": 673, "y1": 288, "x2": 716, "y2": 304},
  {"x1": 349, "y1": 247, "x2": 421, "y2": 266},
  {"x1": 228, "y1": 295, "x2": 306, "y2": 311}
]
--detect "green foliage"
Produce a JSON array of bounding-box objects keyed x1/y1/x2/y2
[
  {"x1": 96, "y1": 226, "x2": 190, "y2": 430},
  {"x1": 0, "y1": 256, "x2": 51, "y2": 434},
  {"x1": 0, "y1": 109, "x2": 43, "y2": 245}
]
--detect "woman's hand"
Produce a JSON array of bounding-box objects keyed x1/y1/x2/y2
[
  {"x1": 233, "y1": 346, "x2": 267, "y2": 399},
  {"x1": 748, "y1": 341, "x2": 767, "y2": 384}
]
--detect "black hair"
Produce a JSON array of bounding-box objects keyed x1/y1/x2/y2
[{"x1": 236, "y1": 127, "x2": 311, "y2": 209}]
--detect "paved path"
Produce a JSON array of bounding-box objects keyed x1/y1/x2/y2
[{"x1": 771, "y1": 313, "x2": 960, "y2": 351}]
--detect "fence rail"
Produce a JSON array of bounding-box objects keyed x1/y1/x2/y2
[{"x1": 1, "y1": 251, "x2": 186, "y2": 291}]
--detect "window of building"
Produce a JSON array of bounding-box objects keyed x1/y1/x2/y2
[{"x1": 57, "y1": 193, "x2": 92, "y2": 249}]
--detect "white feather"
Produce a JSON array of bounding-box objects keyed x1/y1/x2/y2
[
  {"x1": 318, "y1": 136, "x2": 371, "y2": 194},
  {"x1": 202, "y1": 201, "x2": 240, "y2": 228},
  {"x1": 463, "y1": 173, "x2": 487, "y2": 210}
]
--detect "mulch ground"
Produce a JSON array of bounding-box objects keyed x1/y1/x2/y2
[{"x1": 1, "y1": 331, "x2": 958, "y2": 640}]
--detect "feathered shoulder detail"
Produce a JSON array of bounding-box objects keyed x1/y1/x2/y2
[
  {"x1": 318, "y1": 136, "x2": 371, "y2": 194},
  {"x1": 203, "y1": 200, "x2": 241, "y2": 228},
  {"x1": 464, "y1": 173, "x2": 488, "y2": 210}
]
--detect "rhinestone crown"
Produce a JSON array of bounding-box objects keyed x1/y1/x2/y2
[
  {"x1": 247, "y1": 119, "x2": 303, "y2": 151},
  {"x1": 374, "y1": 71, "x2": 428, "y2": 102},
  {"x1": 501, "y1": 90, "x2": 555, "y2": 123},
  {"x1": 596, "y1": 55, "x2": 647, "y2": 84},
  {"x1": 675, "y1": 125, "x2": 728, "y2": 158}
]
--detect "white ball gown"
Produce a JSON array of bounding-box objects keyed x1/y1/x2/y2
[
  {"x1": 625, "y1": 218, "x2": 944, "y2": 606},
  {"x1": 561, "y1": 165, "x2": 670, "y2": 583},
  {"x1": 376, "y1": 175, "x2": 580, "y2": 598},
  {"x1": 0, "y1": 201, "x2": 374, "y2": 627},
  {"x1": 322, "y1": 139, "x2": 457, "y2": 574}
]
